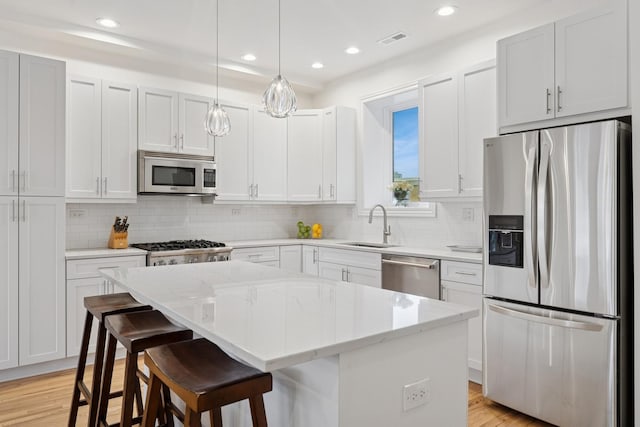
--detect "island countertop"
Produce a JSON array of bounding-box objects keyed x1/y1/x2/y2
[{"x1": 100, "y1": 260, "x2": 477, "y2": 371}]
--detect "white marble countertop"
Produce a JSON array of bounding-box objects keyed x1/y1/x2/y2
[
  {"x1": 100, "y1": 260, "x2": 477, "y2": 371},
  {"x1": 228, "y1": 238, "x2": 482, "y2": 263},
  {"x1": 66, "y1": 247, "x2": 148, "y2": 260}
]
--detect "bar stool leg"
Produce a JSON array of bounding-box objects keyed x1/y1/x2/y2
[
  {"x1": 184, "y1": 408, "x2": 202, "y2": 427},
  {"x1": 209, "y1": 408, "x2": 222, "y2": 427},
  {"x1": 161, "y1": 384, "x2": 175, "y2": 427},
  {"x1": 89, "y1": 320, "x2": 109, "y2": 427},
  {"x1": 96, "y1": 334, "x2": 117, "y2": 427},
  {"x1": 68, "y1": 311, "x2": 94, "y2": 427},
  {"x1": 142, "y1": 372, "x2": 162, "y2": 427},
  {"x1": 249, "y1": 395, "x2": 268, "y2": 427},
  {"x1": 119, "y1": 351, "x2": 140, "y2": 427}
]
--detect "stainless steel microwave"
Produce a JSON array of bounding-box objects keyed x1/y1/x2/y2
[{"x1": 138, "y1": 150, "x2": 216, "y2": 195}]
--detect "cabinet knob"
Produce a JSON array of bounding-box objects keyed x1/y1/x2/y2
[{"x1": 557, "y1": 86, "x2": 562, "y2": 112}]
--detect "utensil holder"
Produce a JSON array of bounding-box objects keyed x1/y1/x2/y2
[{"x1": 108, "y1": 227, "x2": 128, "y2": 249}]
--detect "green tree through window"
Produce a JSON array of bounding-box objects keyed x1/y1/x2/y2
[{"x1": 392, "y1": 107, "x2": 419, "y2": 200}]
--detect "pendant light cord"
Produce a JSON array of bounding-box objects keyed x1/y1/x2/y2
[
  {"x1": 278, "y1": 0, "x2": 281, "y2": 76},
  {"x1": 216, "y1": 0, "x2": 220, "y2": 102}
]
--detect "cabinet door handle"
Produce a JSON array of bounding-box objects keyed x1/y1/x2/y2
[
  {"x1": 11, "y1": 170, "x2": 16, "y2": 193},
  {"x1": 96, "y1": 177, "x2": 100, "y2": 195},
  {"x1": 11, "y1": 199, "x2": 15, "y2": 222},
  {"x1": 249, "y1": 184, "x2": 253, "y2": 198},
  {"x1": 180, "y1": 134, "x2": 185, "y2": 150},
  {"x1": 331, "y1": 184, "x2": 335, "y2": 198},
  {"x1": 458, "y1": 174, "x2": 463, "y2": 193},
  {"x1": 557, "y1": 86, "x2": 562, "y2": 112},
  {"x1": 341, "y1": 268, "x2": 346, "y2": 281},
  {"x1": 255, "y1": 184, "x2": 259, "y2": 198},
  {"x1": 173, "y1": 133, "x2": 178, "y2": 149},
  {"x1": 455, "y1": 271, "x2": 477, "y2": 276},
  {"x1": 103, "y1": 177, "x2": 108, "y2": 195},
  {"x1": 318, "y1": 185, "x2": 322, "y2": 199},
  {"x1": 22, "y1": 200, "x2": 26, "y2": 222},
  {"x1": 313, "y1": 248, "x2": 318, "y2": 264},
  {"x1": 545, "y1": 88, "x2": 551, "y2": 114},
  {"x1": 21, "y1": 171, "x2": 26, "y2": 192}
]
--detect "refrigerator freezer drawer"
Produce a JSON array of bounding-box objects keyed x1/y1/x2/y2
[{"x1": 483, "y1": 299, "x2": 617, "y2": 427}]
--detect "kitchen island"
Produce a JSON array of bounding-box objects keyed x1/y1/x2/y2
[{"x1": 101, "y1": 260, "x2": 477, "y2": 427}]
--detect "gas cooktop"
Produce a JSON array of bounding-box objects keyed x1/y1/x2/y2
[
  {"x1": 131, "y1": 240, "x2": 232, "y2": 266},
  {"x1": 131, "y1": 239, "x2": 227, "y2": 252}
]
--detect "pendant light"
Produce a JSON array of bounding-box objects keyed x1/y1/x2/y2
[
  {"x1": 262, "y1": 0, "x2": 297, "y2": 118},
  {"x1": 204, "y1": 0, "x2": 231, "y2": 137}
]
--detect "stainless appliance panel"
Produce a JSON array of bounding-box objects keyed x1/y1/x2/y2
[
  {"x1": 138, "y1": 150, "x2": 216, "y2": 195},
  {"x1": 483, "y1": 298, "x2": 617, "y2": 427},
  {"x1": 381, "y1": 255, "x2": 439, "y2": 299},
  {"x1": 483, "y1": 131, "x2": 538, "y2": 304},
  {"x1": 539, "y1": 122, "x2": 619, "y2": 315}
]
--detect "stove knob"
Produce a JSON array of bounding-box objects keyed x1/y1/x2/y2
[
  {"x1": 168, "y1": 259, "x2": 178, "y2": 265},
  {"x1": 207, "y1": 255, "x2": 217, "y2": 262},
  {"x1": 188, "y1": 257, "x2": 199, "y2": 263},
  {"x1": 156, "y1": 260, "x2": 166, "y2": 266}
]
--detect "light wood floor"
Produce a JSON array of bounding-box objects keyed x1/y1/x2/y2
[{"x1": 0, "y1": 360, "x2": 552, "y2": 426}]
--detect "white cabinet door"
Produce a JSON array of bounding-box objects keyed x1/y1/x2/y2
[
  {"x1": 322, "y1": 106, "x2": 356, "y2": 203},
  {"x1": 252, "y1": 109, "x2": 287, "y2": 201},
  {"x1": 318, "y1": 261, "x2": 346, "y2": 282},
  {"x1": 497, "y1": 24, "x2": 554, "y2": 128},
  {"x1": 66, "y1": 76, "x2": 102, "y2": 199},
  {"x1": 419, "y1": 74, "x2": 459, "y2": 199},
  {"x1": 554, "y1": 3, "x2": 627, "y2": 118},
  {"x1": 347, "y1": 265, "x2": 381, "y2": 288},
  {"x1": 215, "y1": 103, "x2": 251, "y2": 201},
  {"x1": 18, "y1": 197, "x2": 65, "y2": 366},
  {"x1": 0, "y1": 51, "x2": 18, "y2": 196},
  {"x1": 0, "y1": 196, "x2": 18, "y2": 369},
  {"x1": 287, "y1": 110, "x2": 323, "y2": 201},
  {"x1": 179, "y1": 93, "x2": 214, "y2": 156},
  {"x1": 19, "y1": 55, "x2": 65, "y2": 197},
  {"x1": 102, "y1": 81, "x2": 138, "y2": 200},
  {"x1": 279, "y1": 245, "x2": 302, "y2": 273},
  {"x1": 458, "y1": 61, "x2": 496, "y2": 197},
  {"x1": 302, "y1": 245, "x2": 319, "y2": 276},
  {"x1": 441, "y1": 280, "x2": 482, "y2": 376},
  {"x1": 138, "y1": 87, "x2": 179, "y2": 153},
  {"x1": 66, "y1": 277, "x2": 104, "y2": 357},
  {"x1": 321, "y1": 108, "x2": 338, "y2": 201}
]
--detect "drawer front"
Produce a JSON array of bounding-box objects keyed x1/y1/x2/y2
[
  {"x1": 318, "y1": 247, "x2": 381, "y2": 270},
  {"x1": 441, "y1": 260, "x2": 482, "y2": 286},
  {"x1": 66, "y1": 255, "x2": 147, "y2": 280},
  {"x1": 231, "y1": 246, "x2": 280, "y2": 263}
]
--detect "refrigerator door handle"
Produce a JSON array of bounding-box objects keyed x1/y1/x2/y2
[
  {"x1": 487, "y1": 303, "x2": 603, "y2": 332},
  {"x1": 537, "y1": 136, "x2": 551, "y2": 289},
  {"x1": 524, "y1": 141, "x2": 537, "y2": 289}
]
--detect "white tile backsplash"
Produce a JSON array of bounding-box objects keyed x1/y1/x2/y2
[{"x1": 66, "y1": 198, "x2": 482, "y2": 250}]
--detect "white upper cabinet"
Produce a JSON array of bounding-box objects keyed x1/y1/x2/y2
[
  {"x1": 178, "y1": 93, "x2": 215, "y2": 156},
  {"x1": 101, "y1": 81, "x2": 138, "y2": 199},
  {"x1": 287, "y1": 109, "x2": 323, "y2": 202},
  {"x1": 214, "y1": 103, "x2": 252, "y2": 201},
  {"x1": 138, "y1": 87, "x2": 179, "y2": 153},
  {"x1": 67, "y1": 77, "x2": 137, "y2": 201},
  {"x1": 0, "y1": 51, "x2": 18, "y2": 196},
  {"x1": 19, "y1": 54, "x2": 65, "y2": 197},
  {"x1": 322, "y1": 106, "x2": 356, "y2": 203},
  {"x1": 139, "y1": 87, "x2": 214, "y2": 156},
  {"x1": 420, "y1": 60, "x2": 496, "y2": 201},
  {"x1": 252, "y1": 109, "x2": 287, "y2": 201},
  {"x1": 497, "y1": 24, "x2": 554, "y2": 127},
  {"x1": 458, "y1": 62, "x2": 497, "y2": 197},
  {"x1": 498, "y1": 0, "x2": 627, "y2": 129}
]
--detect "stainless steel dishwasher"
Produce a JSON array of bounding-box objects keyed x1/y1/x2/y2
[{"x1": 381, "y1": 254, "x2": 440, "y2": 299}]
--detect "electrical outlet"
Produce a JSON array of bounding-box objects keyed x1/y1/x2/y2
[
  {"x1": 462, "y1": 207, "x2": 474, "y2": 222},
  {"x1": 68, "y1": 209, "x2": 87, "y2": 218},
  {"x1": 232, "y1": 208, "x2": 241, "y2": 216},
  {"x1": 403, "y1": 378, "x2": 430, "y2": 411}
]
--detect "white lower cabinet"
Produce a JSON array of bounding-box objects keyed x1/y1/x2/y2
[
  {"x1": 232, "y1": 246, "x2": 280, "y2": 268},
  {"x1": 279, "y1": 245, "x2": 302, "y2": 273},
  {"x1": 66, "y1": 255, "x2": 146, "y2": 357},
  {"x1": 317, "y1": 247, "x2": 381, "y2": 288},
  {"x1": 440, "y1": 260, "x2": 483, "y2": 383},
  {"x1": 302, "y1": 245, "x2": 319, "y2": 276}
]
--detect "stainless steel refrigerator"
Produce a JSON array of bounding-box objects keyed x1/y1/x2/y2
[{"x1": 482, "y1": 119, "x2": 632, "y2": 426}]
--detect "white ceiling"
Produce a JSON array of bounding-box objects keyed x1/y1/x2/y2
[{"x1": 0, "y1": 0, "x2": 605, "y2": 91}]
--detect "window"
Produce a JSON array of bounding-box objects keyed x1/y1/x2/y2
[
  {"x1": 360, "y1": 85, "x2": 434, "y2": 217},
  {"x1": 392, "y1": 107, "x2": 419, "y2": 202}
]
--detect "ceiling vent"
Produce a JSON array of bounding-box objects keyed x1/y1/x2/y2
[{"x1": 378, "y1": 32, "x2": 409, "y2": 46}]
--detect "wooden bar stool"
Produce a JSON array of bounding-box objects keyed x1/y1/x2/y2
[
  {"x1": 142, "y1": 338, "x2": 273, "y2": 427},
  {"x1": 97, "y1": 310, "x2": 193, "y2": 427},
  {"x1": 68, "y1": 293, "x2": 152, "y2": 427}
]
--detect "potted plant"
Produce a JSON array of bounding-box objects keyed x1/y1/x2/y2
[{"x1": 389, "y1": 181, "x2": 414, "y2": 206}]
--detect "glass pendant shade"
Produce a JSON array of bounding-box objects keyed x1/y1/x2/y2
[
  {"x1": 263, "y1": 74, "x2": 297, "y2": 118},
  {"x1": 204, "y1": 103, "x2": 231, "y2": 136}
]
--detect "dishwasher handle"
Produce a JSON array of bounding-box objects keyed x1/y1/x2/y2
[{"x1": 381, "y1": 258, "x2": 439, "y2": 270}]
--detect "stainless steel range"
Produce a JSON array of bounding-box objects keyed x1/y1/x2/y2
[{"x1": 131, "y1": 240, "x2": 233, "y2": 266}]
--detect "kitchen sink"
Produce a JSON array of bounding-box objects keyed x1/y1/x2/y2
[{"x1": 338, "y1": 242, "x2": 399, "y2": 249}]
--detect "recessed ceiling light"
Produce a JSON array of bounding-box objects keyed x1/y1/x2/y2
[
  {"x1": 435, "y1": 5, "x2": 457, "y2": 17},
  {"x1": 311, "y1": 62, "x2": 324, "y2": 69},
  {"x1": 95, "y1": 17, "x2": 119, "y2": 28},
  {"x1": 345, "y1": 46, "x2": 360, "y2": 55},
  {"x1": 241, "y1": 53, "x2": 256, "y2": 61}
]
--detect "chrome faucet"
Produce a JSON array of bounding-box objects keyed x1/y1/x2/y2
[{"x1": 368, "y1": 204, "x2": 391, "y2": 244}]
